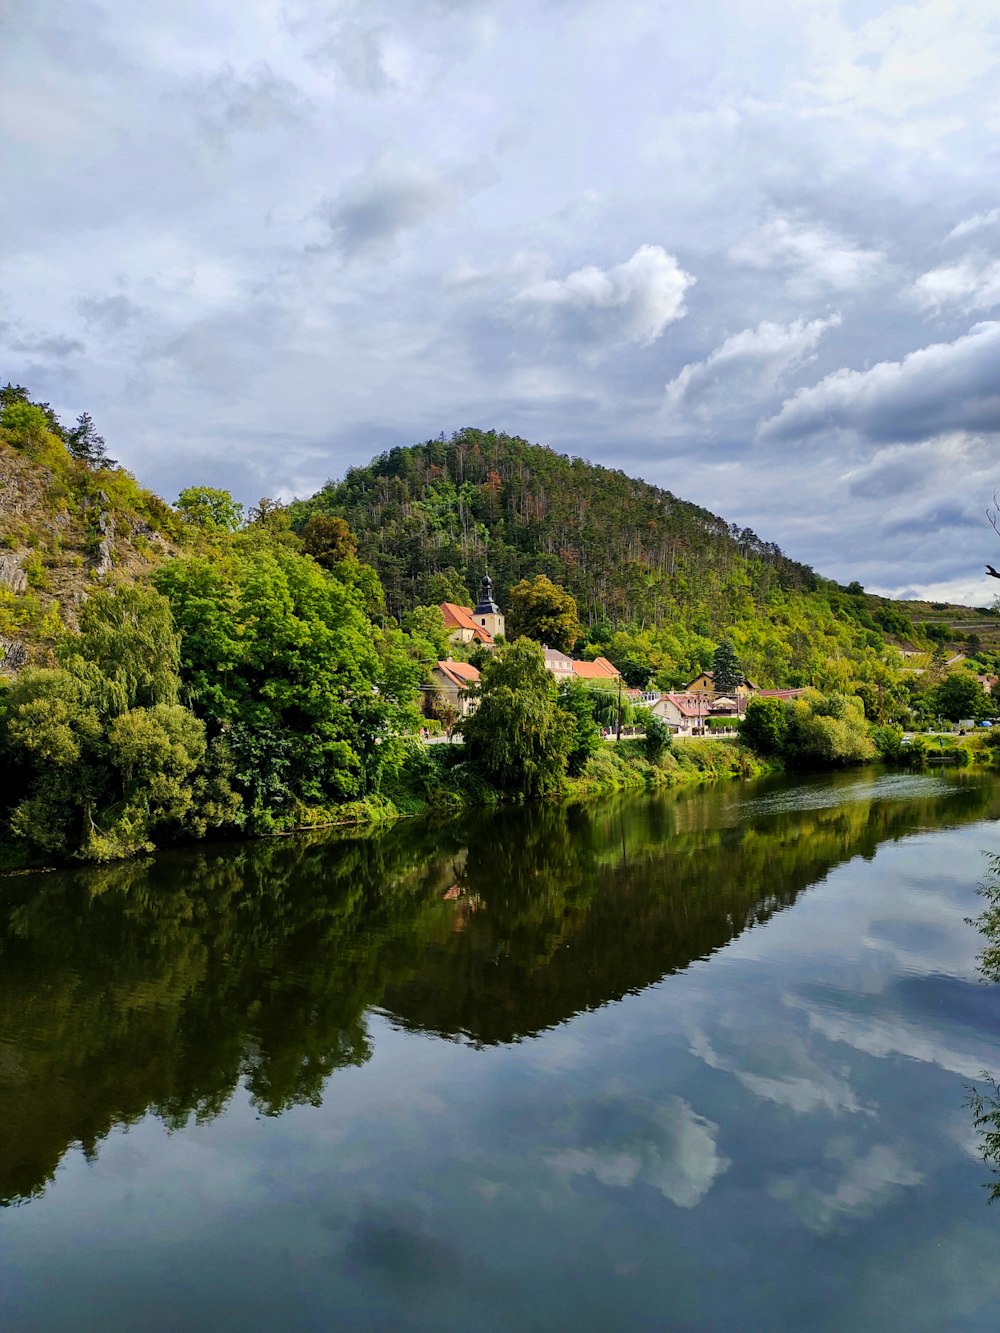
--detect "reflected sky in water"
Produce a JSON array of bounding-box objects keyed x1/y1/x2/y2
[{"x1": 2, "y1": 769, "x2": 1000, "y2": 1330}]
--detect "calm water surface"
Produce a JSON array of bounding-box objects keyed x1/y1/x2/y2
[{"x1": 3, "y1": 769, "x2": 1000, "y2": 1330}]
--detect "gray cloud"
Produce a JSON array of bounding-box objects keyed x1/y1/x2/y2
[
  {"x1": 0, "y1": 322, "x2": 84, "y2": 359},
  {"x1": 77, "y1": 295, "x2": 144, "y2": 333},
  {"x1": 759, "y1": 321, "x2": 1000, "y2": 445},
  {"x1": 665, "y1": 315, "x2": 840, "y2": 423},
  {"x1": 321, "y1": 154, "x2": 498, "y2": 260}
]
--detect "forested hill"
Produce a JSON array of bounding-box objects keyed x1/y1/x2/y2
[
  {"x1": 293, "y1": 428, "x2": 920, "y2": 688},
  {"x1": 296, "y1": 428, "x2": 818, "y2": 620}
]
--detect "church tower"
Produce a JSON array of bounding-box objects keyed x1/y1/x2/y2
[{"x1": 472, "y1": 573, "x2": 505, "y2": 641}]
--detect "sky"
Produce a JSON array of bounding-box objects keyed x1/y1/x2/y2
[{"x1": 3, "y1": 0, "x2": 1000, "y2": 603}]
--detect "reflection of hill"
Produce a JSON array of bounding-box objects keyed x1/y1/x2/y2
[{"x1": 1, "y1": 772, "x2": 997, "y2": 1206}]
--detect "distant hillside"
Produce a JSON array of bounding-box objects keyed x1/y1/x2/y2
[{"x1": 293, "y1": 428, "x2": 935, "y2": 688}]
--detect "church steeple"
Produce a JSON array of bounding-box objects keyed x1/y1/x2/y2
[{"x1": 472, "y1": 572, "x2": 504, "y2": 641}]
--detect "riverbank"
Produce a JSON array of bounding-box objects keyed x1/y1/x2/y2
[
  {"x1": 381, "y1": 734, "x2": 781, "y2": 819},
  {"x1": 0, "y1": 736, "x2": 780, "y2": 874}
]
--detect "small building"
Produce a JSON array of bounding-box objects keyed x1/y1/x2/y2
[
  {"x1": 430, "y1": 659, "x2": 481, "y2": 717},
  {"x1": 651, "y1": 692, "x2": 707, "y2": 736},
  {"x1": 684, "y1": 670, "x2": 757, "y2": 698},
  {"x1": 755, "y1": 688, "x2": 808, "y2": 702},
  {"x1": 571, "y1": 656, "x2": 621, "y2": 683},
  {"x1": 542, "y1": 646, "x2": 575, "y2": 680}
]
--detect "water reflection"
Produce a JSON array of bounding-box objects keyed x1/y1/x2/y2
[
  {"x1": 966, "y1": 851, "x2": 1000, "y2": 1200},
  {"x1": 2, "y1": 769, "x2": 997, "y2": 1210}
]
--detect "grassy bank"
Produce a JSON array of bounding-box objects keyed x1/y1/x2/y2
[{"x1": 383, "y1": 735, "x2": 781, "y2": 821}]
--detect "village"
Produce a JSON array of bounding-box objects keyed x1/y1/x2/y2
[{"x1": 427, "y1": 575, "x2": 807, "y2": 739}]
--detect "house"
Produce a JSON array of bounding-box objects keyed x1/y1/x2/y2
[
  {"x1": 571, "y1": 656, "x2": 621, "y2": 683},
  {"x1": 977, "y1": 675, "x2": 997, "y2": 695},
  {"x1": 439, "y1": 573, "x2": 506, "y2": 650},
  {"x1": 430, "y1": 659, "x2": 481, "y2": 717},
  {"x1": 651, "y1": 692, "x2": 707, "y2": 736},
  {"x1": 755, "y1": 688, "x2": 808, "y2": 701},
  {"x1": 542, "y1": 646, "x2": 575, "y2": 679},
  {"x1": 684, "y1": 670, "x2": 758, "y2": 698}
]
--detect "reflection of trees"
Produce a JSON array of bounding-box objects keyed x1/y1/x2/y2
[
  {"x1": 965, "y1": 852, "x2": 1000, "y2": 1201},
  {"x1": 2, "y1": 772, "x2": 998, "y2": 1208}
]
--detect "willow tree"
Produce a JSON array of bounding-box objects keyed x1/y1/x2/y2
[{"x1": 461, "y1": 638, "x2": 573, "y2": 795}]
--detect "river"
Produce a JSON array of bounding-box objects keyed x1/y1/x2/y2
[{"x1": 2, "y1": 768, "x2": 1000, "y2": 1330}]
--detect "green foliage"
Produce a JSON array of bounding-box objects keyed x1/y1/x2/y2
[
  {"x1": 786, "y1": 692, "x2": 876, "y2": 766},
  {"x1": 712, "y1": 640, "x2": 742, "y2": 693},
  {"x1": 65, "y1": 412, "x2": 115, "y2": 469},
  {"x1": 507, "y1": 573, "x2": 581, "y2": 652},
  {"x1": 932, "y1": 671, "x2": 988, "y2": 722},
  {"x1": 557, "y1": 676, "x2": 602, "y2": 776},
  {"x1": 741, "y1": 692, "x2": 874, "y2": 766},
  {"x1": 641, "y1": 711, "x2": 672, "y2": 762},
  {"x1": 154, "y1": 535, "x2": 418, "y2": 827},
  {"x1": 401, "y1": 604, "x2": 450, "y2": 661},
  {"x1": 301, "y1": 513, "x2": 357, "y2": 568},
  {"x1": 739, "y1": 697, "x2": 790, "y2": 756},
  {"x1": 461, "y1": 638, "x2": 573, "y2": 795},
  {"x1": 175, "y1": 486, "x2": 244, "y2": 532}
]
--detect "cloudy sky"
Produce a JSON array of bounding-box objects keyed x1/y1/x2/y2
[{"x1": 3, "y1": 0, "x2": 1000, "y2": 601}]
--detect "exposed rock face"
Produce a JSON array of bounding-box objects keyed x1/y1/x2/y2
[
  {"x1": 0, "y1": 553, "x2": 27, "y2": 593},
  {"x1": 0, "y1": 637, "x2": 28, "y2": 671},
  {"x1": 92, "y1": 510, "x2": 114, "y2": 576}
]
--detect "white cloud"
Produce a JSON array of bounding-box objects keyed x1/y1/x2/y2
[
  {"x1": 730, "y1": 217, "x2": 883, "y2": 293},
  {"x1": 515, "y1": 245, "x2": 695, "y2": 346},
  {"x1": 665, "y1": 314, "x2": 840, "y2": 419},
  {"x1": 913, "y1": 256, "x2": 1000, "y2": 313},
  {"x1": 947, "y1": 208, "x2": 1000, "y2": 241},
  {"x1": 758, "y1": 320, "x2": 1000, "y2": 444}
]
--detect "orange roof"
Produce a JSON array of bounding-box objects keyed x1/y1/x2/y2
[
  {"x1": 440, "y1": 602, "x2": 493, "y2": 644},
  {"x1": 572, "y1": 656, "x2": 621, "y2": 680},
  {"x1": 435, "y1": 660, "x2": 481, "y2": 689}
]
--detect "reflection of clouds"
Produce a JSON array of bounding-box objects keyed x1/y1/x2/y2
[
  {"x1": 770, "y1": 1142, "x2": 922, "y2": 1234},
  {"x1": 789, "y1": 997, "x2": 988, "y2": 1080},
  {"x1": 690, "y1": 1028, "x2": 869, "y2": 1117},
  {"x1": 548, "y1": 1096, "x2": 730, "y2": 1209}
]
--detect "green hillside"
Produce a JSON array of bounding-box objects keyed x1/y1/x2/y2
[{"x1": 293, "y1": 428, "x2": 932, "y2": 692}]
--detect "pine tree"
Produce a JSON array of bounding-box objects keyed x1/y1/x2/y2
[
  {"x1": 712, "y1": 640, "x2": 742, "y2": 694},
  {"x1": 66, "y1": 412, "x2": 116, "y2": 468}
]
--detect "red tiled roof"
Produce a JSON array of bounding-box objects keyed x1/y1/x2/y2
[
  {"x1": 435, "y1": 660, "x2": 481, "y2": 689},
  {"x1": 756, "y1": 688, "x2": 807, "y2": 700},
  {"x1": 440, "y1": 602, "x2": 493, "y2": 644},
  {"x1": 572, "y1": 656, "x2": 621, "y2": 680}
]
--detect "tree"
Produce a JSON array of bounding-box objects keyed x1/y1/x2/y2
[
  {"x1": 641, "y1": 711, "x2": 672, "y2": 762},
  {"x1": 507, "y1": 575, "x2": 581, "y2": 652},
  {"x1": 461, "y1": 638, "x2": 573, "y2": 795},
  {"x1": 301, "y1": 514, "x2": 357, "y2": 568},
  {"x1": 739, "y1": 696, "x2": 790, "y2": 756},
  {"x1": 557, "y1": 676, "x2": 601, "y2": 775},
  {"x1": 932, "y1": 672, "x2": 988, "y2": 722},
  {"x1": 712, "y1": 640, "x2": 742, "y2": 694},
  {"x1": 176, "y1": 486, "x2": 244, "y2": 532},
  {"x1": 66, "y1": 412, "x2": 116, "y2": 468}
]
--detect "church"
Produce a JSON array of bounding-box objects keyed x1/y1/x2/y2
[{"x1": 439, "y1": 574, "x2": 505, "y2": 649}]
